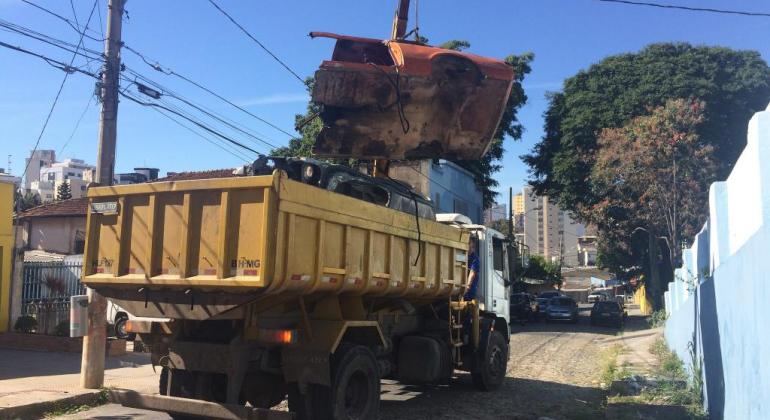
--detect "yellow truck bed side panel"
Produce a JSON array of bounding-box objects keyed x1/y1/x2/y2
[{"x1": 82, "y1": 173, "x2": 468, "y2": 299}]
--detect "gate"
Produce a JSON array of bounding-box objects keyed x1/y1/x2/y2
[{"x1": 21, "y1": 260, "x2": 86, "y2": 334}]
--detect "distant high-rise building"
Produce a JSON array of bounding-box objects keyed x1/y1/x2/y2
[
  {"x1": 520, "y1": 186, "x2": 586, "y2": 267},
  {"x1": 483, "y1": 202, "x2": 507, "y2": 225},
  {"x1": 24, "y1": 150, "x2": 55, "y2": 190}
]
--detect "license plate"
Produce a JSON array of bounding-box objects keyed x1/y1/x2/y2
[{"x1": 601, "y1": 313, "x2": 610, "y2": 317}]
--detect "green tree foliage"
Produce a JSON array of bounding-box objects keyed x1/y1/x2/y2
[
  {"x1": 271, "y1": 77, "x2": 318, "y2": 158},
  {"x1": 274, "y1": 43, "x2": 534, "y2": 210},
  {"x1": 591, "y1": 99, "x2": 715, "y2": 266},
  {"x1": 524, "y1": 43, "x2": 770, "y2": 218},
  {"x1": 521, "y1": 254, "x2": 562, "y2": 286},
  {"x1": 589, "y1": 99, "x2": 715, "y2": 308},
  {"x1": 56, "y1": 181, "x2": 72, "y2": 201},
  {"x1": 14, "y1": 190, "x2": 41, "y2": 212}
]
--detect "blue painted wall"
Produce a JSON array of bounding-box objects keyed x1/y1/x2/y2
[
  {"x1": 666, "y1": 104, "x2": 770, "y2": 420},
  {"x1": 427, "y1": 160, "x2": 483, "y2": 224}
]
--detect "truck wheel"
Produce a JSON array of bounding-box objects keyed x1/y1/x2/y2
[
  {"x1": 288, "y1": 345, "x2": 380, "y2": 420},
  {"x1": 243, "y1": 372, "x2": 286, "y2": 408},
  {"x1": 114, "y1": 315, "x2": 136, "y2": 341},
  {"x1": 159, "y1": 368, "x2": 197, "y2": 420},
  {"x1": 472, "y1": 331, "x2": 508, "y2": 391}
]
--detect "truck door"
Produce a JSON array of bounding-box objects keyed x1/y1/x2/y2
[{"x1": 481, "y1": 231, "x2": 509, "y2": 322}]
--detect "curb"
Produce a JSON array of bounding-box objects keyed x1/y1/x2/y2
[{"x1": 0, "y1": 391, "x2": 102, "y2": 420}]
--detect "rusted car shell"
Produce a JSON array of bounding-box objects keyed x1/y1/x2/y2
[{"x1": 310, "y1": 32, "x2": 514, "y2": 160}]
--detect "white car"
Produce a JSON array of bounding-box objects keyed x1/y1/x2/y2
[{"x1": 587, "y1": 291, "x2": 610, "y2": 304}]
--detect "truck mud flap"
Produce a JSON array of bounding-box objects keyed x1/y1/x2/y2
[{"x1": 109, "y1": 390, "x2": 294, "y2": 420}]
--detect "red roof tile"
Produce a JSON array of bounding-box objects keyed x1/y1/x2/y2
[
  {"x1": 17, "y1": 197, "x2": 88, "y2": 219},
  {"x1": 154, "y1": 169, "x2": 236, "y2": 182}
]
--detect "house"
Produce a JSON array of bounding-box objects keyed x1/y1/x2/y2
[
  {"x1": 16, "y1": 198, "x2": 88, "y2": 255},
  {"x1": 389, "y1": 159, "x2": 484, "y2": 224}
]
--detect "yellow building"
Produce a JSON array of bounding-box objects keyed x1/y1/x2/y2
[
  {"x1": 512, "y1": 192, "x2": 524, "y2": 216},
  {"x1": 0, "y1": 181, "x2": 13, "y2": 332}
]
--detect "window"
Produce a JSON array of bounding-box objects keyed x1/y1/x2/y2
[
  {"x1": 47, "y1": 173, "x2": 55, "y2": 181},
  {"x1": 453, "y1": 199, "x2": 468, "y2": 217},
  {"x1": 67, "y1": 172, "x2": 75, "y2": 177},
  {"x1": 492, "y1": 237, "x2": 504, "y2": 271}
]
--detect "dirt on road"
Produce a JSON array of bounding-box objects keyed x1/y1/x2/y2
[
  {"x1": 380, "y1": 307, "x2": 620, "y2": 420},
  {"x1": 60, "y1": 307, "x2": 653, "y2": 420}
]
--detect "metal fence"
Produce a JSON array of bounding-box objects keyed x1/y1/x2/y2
[{"x1": 21, "y1": 261, "x2": 86, "y2": 334}]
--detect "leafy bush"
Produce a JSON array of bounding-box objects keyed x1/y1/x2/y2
[
  {"x1": 648, "y1": 309, "x2": 668, "y2": 328},
  {"x1": 13, "y1": 315, "x2": 38, "y2": 333},
  {"x1": 54, "y1": 320, "x2": 70, "y2": 337}
]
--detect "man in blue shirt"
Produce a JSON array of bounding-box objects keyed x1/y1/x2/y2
[{"x1": 464, "y1": 236, "x2": 480, "y2": 301}]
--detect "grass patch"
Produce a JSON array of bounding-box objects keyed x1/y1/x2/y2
[
  {"x1": 609, "y1": 339, "x2": 707, "y2": 419},
  {"x1": 43, "y1": 388, "x2": 109, "y2": 418},
  {"x1": 600, "y1": 345, "x2": 625, "y2": 385},
  {"x1": 647, "y1": 309, "x2": 668, "y2": 328}
]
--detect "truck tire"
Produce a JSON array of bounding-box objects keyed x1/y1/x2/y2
[
  {"x1": 243, "y1": 372, "x2": 286, "y2": 408},
  {"x1": 288, "y1": 344, "x2": 380, "y2": 420},
  {"x1": 114, "y1": 315, "x2": 136, "y2": 341},
  {"x1": 472, "y1": 331, "x2": 507, "y2": 391},
  {"x1": 159, "y1": 368, "x2": 197, "y2": 420}
]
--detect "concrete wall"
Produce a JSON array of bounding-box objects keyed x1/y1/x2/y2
[
  {"x1": 665, "y1": 104, "x2": 770, "y2": 419},
  {"x1": 0, "y1": 181, "x2": 13, "y2": 332},
  {"x1": 25, "y1": 217, "x2": 86, "y2": 255}
]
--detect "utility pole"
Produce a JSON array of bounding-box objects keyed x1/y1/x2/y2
[
  {"x1": 81, "y1": 0, "x2": 125, "y2": 389},
  {"x1": 390, "y1": 0, "x2": 410, "y2": 40}
]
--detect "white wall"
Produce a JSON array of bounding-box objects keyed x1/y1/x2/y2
[{"x1": 25, "y1": 216, "x2": 86, "y2": 254}]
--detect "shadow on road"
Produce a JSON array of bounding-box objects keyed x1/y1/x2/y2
[
  {"x1": 380, "y1": 375, "x2": 606, "y2": 420},
  {"x1": 0, "y1": 348, "x2": 150, "y2": 381},
  {"x1": 509, "y1": 305, "x2": 650, "y2": 337}
]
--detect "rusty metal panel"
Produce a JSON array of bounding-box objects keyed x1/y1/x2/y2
[{"x1": 309, "y1": 34, "x2": 514, "y2": 160}]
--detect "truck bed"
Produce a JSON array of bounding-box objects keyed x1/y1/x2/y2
[{"x1": 82, "y1": 172, "x2": 468, "y2": 319}]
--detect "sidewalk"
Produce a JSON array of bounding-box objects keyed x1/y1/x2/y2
[{"x1": 0, "y1": 345, "x2": 158, "y2": 418}]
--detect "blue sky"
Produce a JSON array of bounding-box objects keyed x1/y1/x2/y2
[{"x1": 2, "y1": 0, "x2": 770, "y2": 201}]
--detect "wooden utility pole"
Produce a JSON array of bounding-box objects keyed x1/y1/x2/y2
[
  {"x1": 390, "y1": 0, "x2": 410, "y2": 40},
  {"x1": 81, "y1": 0, "x2": 125, "y2": 389}
]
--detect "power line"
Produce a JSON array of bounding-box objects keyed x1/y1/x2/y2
[
  {"x1": 0, "y1": 40, "x2": 99, "y2": 78},
  {"x1": 151, "y1": 96, "x2": 258, "y2": 160},
  {"x1": 151, "y1": 106, "x2": 253, "y2": 163},
  {"x1": 119, "y1": 90, "x2": 261, "y2": 156},
  {"x1": 119, "y1": 71, "x2": 278, "y2": 151},
  {"x1": 122, "y1": 44, "x2": 297, "y2": 140},
  {"x1": 59, "y1": 95, "x2": 94, "y2": 156},
  {"x1": 206, "y1": 0, "x2": 307, "y2": 85},
  {"x1": 596, "y1": 0, "x2": 770, "y2": 17},
  {"x1": 20, "y1": 0, "x2": 105, "y2": 41},
  {"x1": 0, "y1": 19, "x2": 104, "y2": 63},
  {"x1": 16, "y1": 0, "x2": 99, "y2": 185}
]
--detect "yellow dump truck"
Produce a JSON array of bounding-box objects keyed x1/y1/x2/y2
[{"x1": 82, "y1": 169, "x2": 512, "y2": 419}]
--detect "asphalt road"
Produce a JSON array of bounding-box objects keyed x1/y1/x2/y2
[{"x1": 61, "y1": 305, "x2": 645, "y2": 419}]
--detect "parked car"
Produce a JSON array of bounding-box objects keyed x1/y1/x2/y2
[
  {"x1": 590, "y1": 301, "x2": 625, "y2": 328},
  {"x1": 535, "y1": 291, "x2": 563, "y2": 319},
  {"x1": 587, "y1": 291, "x2": 610, "y2": 303},
  {"x1": 545, "y1": 297, "x2": 579, "y2": 323},
  {"x1": 510, "y1": 293, "x2": 535, "y2": 324}
]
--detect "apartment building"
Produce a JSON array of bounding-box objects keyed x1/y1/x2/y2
[{"x1": 520, "y1": 186, "x2": 586, "y2": 267}]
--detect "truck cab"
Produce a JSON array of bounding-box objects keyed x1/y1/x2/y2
[{"x1": 436, "y1": 213, "x2": 511, "y2": 324}]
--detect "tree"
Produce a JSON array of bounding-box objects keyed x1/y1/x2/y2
[
  {"x1": 524, "y1": 43, "x2": 770, "y2": 219},
  {"x1": 275, "y1": 43, "x2": 534, "y2": 210},
  {"x1": 14, "y1": 190, "x2": 41, "y2": 212},
  {"x1": 56, "y1": 181, "x2": 72, "y2": 201},
  {"x1": 271, "y1": 77, "x2": 318, "y2": 158},
  {"x1": 520, "y1": 254, "x2": 562, "y2": 286},
  {"x1": 589, "y1": 99, "x2": 715, "y2": 308}
]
